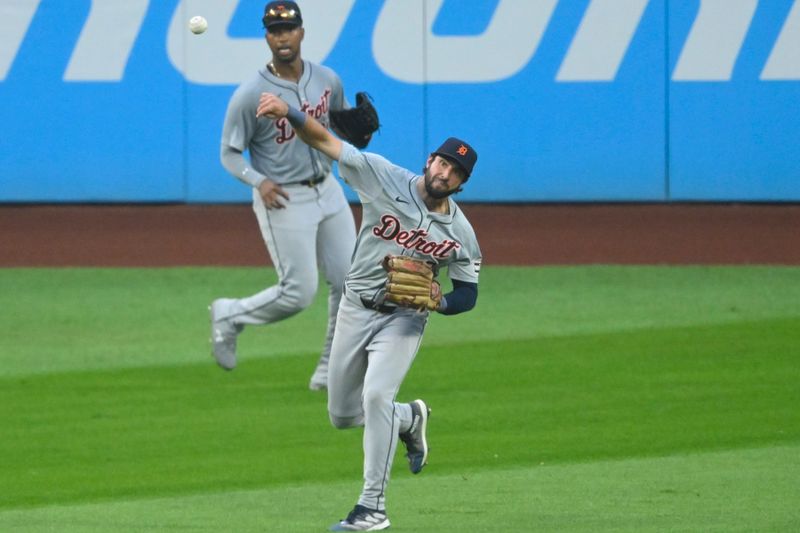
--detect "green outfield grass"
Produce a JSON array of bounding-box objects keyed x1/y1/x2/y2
[{"x1": 1, "y1": 266, "x2": 799, "y2": 531}]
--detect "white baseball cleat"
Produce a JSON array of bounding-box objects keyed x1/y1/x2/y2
[
  {"x1": 209, "y1": 298, "x2": 242, "y2": 371},
  {"x1": 308, "y1": 356, "x2": 329, "y2": 391}
]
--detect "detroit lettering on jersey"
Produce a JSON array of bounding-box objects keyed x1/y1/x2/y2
[
  {"x1": 276, "y1": 89, "x2": 332, "y2": 144},
  {"x1": 372, "y1": 214, "x2": 461, "y2": 259}
]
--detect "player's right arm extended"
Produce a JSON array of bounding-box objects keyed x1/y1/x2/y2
[{"x1": 256, "y1": 93, "x2": 342, "y2": 161}]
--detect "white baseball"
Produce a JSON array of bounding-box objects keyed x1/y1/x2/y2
[{"x1": 189, "y1": 15, "x2": 208, "y2": 34}]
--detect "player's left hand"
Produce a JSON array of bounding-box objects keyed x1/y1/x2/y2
[
  {"x1": 256, "y1": 93, "x2": 288, "y2": 119},
  {"x1": 382, "y1": 255, "x2": 442, "y2": 312}
]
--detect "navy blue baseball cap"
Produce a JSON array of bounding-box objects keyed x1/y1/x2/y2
[
  {"x1": 263, "y1": 1, "x2": 302, "y2": 29},
  {"x1": 432, "y1": 137, "x2": 478, "y2": 179}
]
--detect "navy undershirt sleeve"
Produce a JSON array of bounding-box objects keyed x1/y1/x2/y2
[{"x1": 438, "y1": 279, "x2": 478, "y2": 315}]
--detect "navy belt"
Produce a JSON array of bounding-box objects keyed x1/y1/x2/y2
[
  {"x1": 286, "y1": 175, "x2": 326, "y2": 187},
  {"x1": 359, "y1": 296, "x2": 397, "y2": 314},
  {"x1": 343, "y1": 284, "x2": 397, "y2": 314}
]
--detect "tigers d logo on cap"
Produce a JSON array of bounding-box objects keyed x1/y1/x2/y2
[{"x1": 432, "y1": 137, "x2": 478, "y2": 178}]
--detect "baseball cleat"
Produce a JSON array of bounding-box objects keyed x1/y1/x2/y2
[
  {"x1": 399, "y1": 399, "x2": 430, "y2": 474},
  {"x1": 209, "y1": 298, "x2": 242, "y2": 371},
  {"x1": 308, "y1": 356, "x2": 329, "y2": 391},
  {"x1": 308, "y1": 370, "x2": 328, "y2": 391},
  {"x1": 329, "y1": 504, "x2": 390, "y2": 531}
]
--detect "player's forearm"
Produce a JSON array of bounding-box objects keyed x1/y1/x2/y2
[
  {"x1": 220, "y1": 144, "x2": 266, "y2": 188},
  {"x1": 286, "y1": 107, "x2": 343, "y2": 161},
  {"x1": 438, "y1": 279, "x2": 478, "y2": 315}
]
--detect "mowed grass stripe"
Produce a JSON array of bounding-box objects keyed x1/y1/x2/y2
[
  {"x1": 1, "y1": 266, "x2": 799, "y2": 376},
  {"x1": 2, "y1": 318, "x2": 798, "y2": 509},
  {"x1": 1, "y1": 445, "x2": 797, "y2": 532}
]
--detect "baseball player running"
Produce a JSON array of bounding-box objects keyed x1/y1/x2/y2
[
  {"x1": 257, "y1": 93, "x2": 482, "y2": 531},
  {"x1": 209, "y1": 1, "x2": 377, "y2": 390}
]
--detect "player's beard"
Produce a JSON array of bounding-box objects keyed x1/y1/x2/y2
[{"x1": 423, "y1": 169, "x2": 460, "y2": 199}]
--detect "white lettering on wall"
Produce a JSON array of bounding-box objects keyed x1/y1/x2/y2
[
  {"x1": 2, "y1": 1, "x2": 799, "y2": 85},
  {"x1": 64, "y1": 0, "x2": 149, "y2": 81},
  {"x1": 373, "y1": 0, "x2": 558, "y2": 83},
  {"x1": 0, "y1": 0, "x2": 41, "y2": 81},
  {"x1": 166, "y1": 0, "x2": 355, "y2": 85},
  {"x1": 672, "y1": 0, "x2": 758, "y2": 81},
  {"x1": 761, "y1": 0, "x2": 800, "y2": 80},
  {"x1": 557, "y1": 0, "x2": 650, "y2": 82}
]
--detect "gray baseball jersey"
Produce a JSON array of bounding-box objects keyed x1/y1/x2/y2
[
  {"x1": 337, "y1": 142, "x2": 482, "y2": 299},
  {"x1": 212, "y1": 61, "x2": 357, "y2": 390},
  {"x1": 326, "y1": 141, "x2": 481, "y2": 512},
  {"x1": 221, "y1": 60, "x2": 347, "y2": 187}
]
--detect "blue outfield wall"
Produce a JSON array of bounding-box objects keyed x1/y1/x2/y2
[{"x1": 0, "y1": 0, "x2": 798, "y2": 203}]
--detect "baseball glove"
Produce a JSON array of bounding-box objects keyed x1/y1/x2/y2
[
  {"x1": 382, "y1": 255, "x2": 442, "y2": 312},
  {"x1": 330, "y1": 92, "x2": 380, "y2": 149}
]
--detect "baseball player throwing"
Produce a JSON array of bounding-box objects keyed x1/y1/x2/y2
[
  {"x1": 209, "y1": 1, "x2": 376, "y2": 390},
  {"x1": 257, "y1": 93, "x2": 482, "y2": 531}
]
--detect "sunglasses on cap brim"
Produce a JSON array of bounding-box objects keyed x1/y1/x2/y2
[{"x1": 263, "y1": 8, "x2": 299, "y2": 27}]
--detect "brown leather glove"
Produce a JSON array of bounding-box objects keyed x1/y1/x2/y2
[{"x1": 382, "y1": 255, "x2": 442, "y2": 311}]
